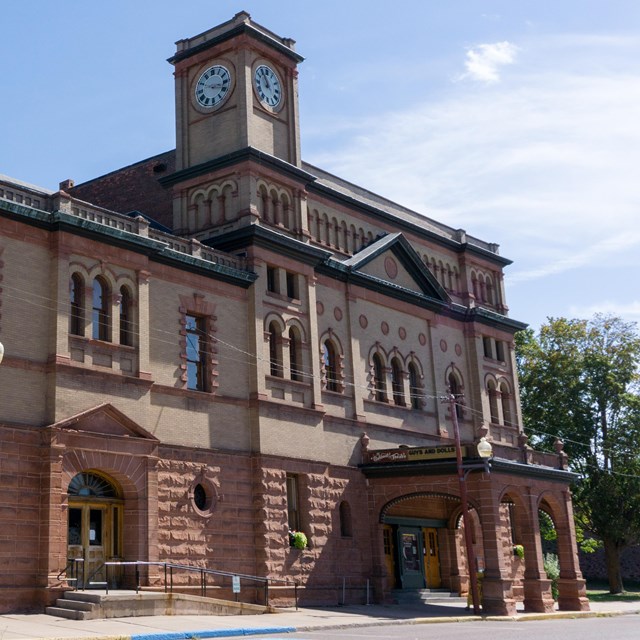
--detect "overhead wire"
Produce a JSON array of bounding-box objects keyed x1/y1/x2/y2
[{"x1": 2, "y1": 276, "x2": 640, "y2": 480}]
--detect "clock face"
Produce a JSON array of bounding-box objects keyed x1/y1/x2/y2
[
  {"x1": 195, "y1": 65, "x2": 231, "y2": 109},
  {"x1": 254, "y1": 65, "x2": 282, "y2": 108}
]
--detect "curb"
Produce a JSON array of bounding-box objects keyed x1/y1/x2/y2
[
  {"x1": 25, "y1": 607, "x2": 640, "y2": 640},
  {"x1": 130, "y1": 630, "x2": 297, "y2": 640}
]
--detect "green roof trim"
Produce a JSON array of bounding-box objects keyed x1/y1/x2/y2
[{"x1": 0, "y1": 200, "x2": 257, "y2": 288}]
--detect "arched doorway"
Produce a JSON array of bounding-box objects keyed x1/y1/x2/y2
[
  {"x1": 381, "y1": 492, "x2": 458, "y2": 591},
  {"x1": 67, "y1": 471, "x2": 123, "y2": 587}
]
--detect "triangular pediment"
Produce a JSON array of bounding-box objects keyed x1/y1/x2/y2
[
  {"x1": 342, "y1": 233, "x2": 450, "y2": 302},
  {"x1": 49, "y1": 403, "x2": 159, "y2": 441}
]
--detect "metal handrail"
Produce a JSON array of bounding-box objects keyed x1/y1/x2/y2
[
  {"x1": 84, "y1": 560, "x2": 299, "y2": 609},
  {"x1": 57, "y1": 557, "x2": 85, "y2": 587}
]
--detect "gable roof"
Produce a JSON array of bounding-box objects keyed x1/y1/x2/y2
[
  {"x1": 335, "y1": 232, "x2": 451, "y2": 304},
  {"x1": 48, "y1": 403, "x2": 160, "y2": 441}
]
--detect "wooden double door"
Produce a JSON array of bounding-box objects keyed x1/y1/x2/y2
[
  {"x1": 384, "y1": 524, "x2": 442, "y2": 590},
  {"x1": 67, "y1": 501, "x2": 122, "y2": 587}
]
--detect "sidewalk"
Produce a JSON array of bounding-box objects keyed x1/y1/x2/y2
[{"x1": 1, "y1": 599, "x2": 638, "y2": 640}]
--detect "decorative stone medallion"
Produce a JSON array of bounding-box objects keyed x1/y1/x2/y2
[
  {"x1": 381, "y1": 321, "x2": 389, "y2": 335},
  {"x1": 398, "y1": 327, "x2": 406, "y2": 340},
  {"x1": 384, "y1": 256, "x2": 398, "y2": 280},
  {"x1": 359, "y1": 314, "x2": 368, "y2": 329},
  {"x1": 440, "y1": 339, "x2": 448, "y2": 352},
  {"x1": 316, "y1": 301, "x2": 324, "y2": 315},
  {"x1": 419, "y1": 333, "x2": 427, "y2": 346},
  {"x1": 334, "y1": 307, "x2": 343, "y2": 321},
  {"x1": 455, "y1": 343, "x2": 462, "y2": 357}
]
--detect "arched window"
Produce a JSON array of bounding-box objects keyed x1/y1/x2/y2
[
  {"x1": 68, "y1": 472, "x2": 119, "y2": 498},
  {"x1": 500, "y1": 381, "x2": 513, "y2": 426},
  {"x1": 408, "y1": 362, "x2": 421, "y2": 410},
  {"x1": 322, "y1": 339, "x2": 340, "y2": 392},
  {"x1": 488, "y1": 380, "x2": 500, "y2": 424},
  {"x1": 448, "y1": 372, "x2": 463, "y2": 420},
  {"x1": 119, "y1": 286, "x2": 133, "y2": 346},
  {"x1": 339, "y1": 501, "x2": 352, "y2": 537},
  {"x1": 373, "y1": 353, "x2": 387, "y2": 402},
  {"x1": 472, "y1": 274, "x2": 480, "y2": 300},
  {"x1": 70, "y1": 273, "x2": 84, "y2": 336},
  {"x1": 289, "y1": 326, "x2": 302, "y2": 382},
  {"x1": 92, "y1": 276, "x2": 110, "y2": 341},
  {"x1": 268, "y1": 321, "x2": 283, "y2": 377},
  {"x1": 186, "y1": 314, "x2": 208, "y2": 391},
  {"x1": 391, "y1": 357, "x2": 404, "y2": 406},
  {"x1": 486, "y1": 277, "x2": 495, "y2": 305}
]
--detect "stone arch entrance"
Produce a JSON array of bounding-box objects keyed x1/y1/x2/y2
[
  {"x1": 43, "y1": 403, "x2": 160, "y2": 598},
  {"x1": 380, "y1": 492, "x2": 463, "y2": 592},
  {"x1": 67, "y1": 471, "x2": 123, "y2": 587}
]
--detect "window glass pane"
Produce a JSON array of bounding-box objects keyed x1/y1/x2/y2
[
  {"x1": 286, "y1": 475, "x2": 300, "y2": 531},
  {"x1": 89, "y1": 509, "x2": 102, "y2": 546},
  {"x1": 186, "y1": 314, "x2": 207, "y2": 391},
  {"x1": 68, "y1": 508, "x2": 82, "y2": 546}
]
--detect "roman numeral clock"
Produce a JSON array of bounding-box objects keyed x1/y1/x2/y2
[
  {"x1": 194, "y1": 65, "x2": 231, "y2": 109},
  {"x1": 254, "y1": 64, "x2": 282, "y2": 108}
]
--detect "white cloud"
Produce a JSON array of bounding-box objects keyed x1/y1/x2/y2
[
  {"x1": 568, "y1": 301, "x2": 640, "y2": 322},
  {"x1": 508, "y1": 230, "x2": 640, "y2": 285},
  {"x1": 459, "y1": 41, "x2": 518, "y2": 83},
  {"x1": 305, "y1": 32, "x2": 640, "y2": 326}
]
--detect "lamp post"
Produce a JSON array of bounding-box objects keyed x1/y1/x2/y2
[{"x1": 446, "y1": 393, "x2": 492, "y2": 615}]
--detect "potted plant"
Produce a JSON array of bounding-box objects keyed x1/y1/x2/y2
[
  {"x1": 289, "y1": 530, "x2": 308, "y2": 549},
  {"x1": 513, "y1": 544, "x2": 525, "y2": 559}
]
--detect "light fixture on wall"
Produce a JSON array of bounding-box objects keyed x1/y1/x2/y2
[{"x1": 477, "y1": 436, "x2": 493, "y2": 459}]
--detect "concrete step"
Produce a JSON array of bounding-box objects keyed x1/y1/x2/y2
[
  {"x1": 54, "y1": 598, "x2": 95, "y2": 612},
  {"x1": 63, "y1": 591, "x2": 103, "y2": 603},
  {"x1": 392, "y1": 589, "x2": 466, "y2": 605},
  {"x1": 45, "y1": 606, "x2": 90, "y2": 620}
]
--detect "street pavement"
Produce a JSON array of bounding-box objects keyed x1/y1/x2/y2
[{"x1": 0, "y1": 599, "x2": 638, "y2": 640}]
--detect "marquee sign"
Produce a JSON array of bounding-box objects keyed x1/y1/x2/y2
[{"x1": 365, "y1": 445, "x2": 468, "y2": 464}]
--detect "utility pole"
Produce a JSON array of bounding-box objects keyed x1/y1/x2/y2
[{"x1": 444, "y1": 391, "x2": 481, "y2": 615}]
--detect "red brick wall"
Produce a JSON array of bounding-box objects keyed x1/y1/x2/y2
[{"x1": 69, "y1": 151, "x2": 175, "y2": 230}]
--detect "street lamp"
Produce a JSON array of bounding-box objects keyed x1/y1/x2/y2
[
  {"x1": 477, "y1": 436, "x2": 493, "y2": 460},
  {"x1": 445, "y1": 394, "x2": 492, "y2": 615}
]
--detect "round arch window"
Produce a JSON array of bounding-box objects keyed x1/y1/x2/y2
[
  {"x1": 191, "y1": 480, "x2": 217, "y2": 517},
  {"x1": 68, "y1": 472, "x2": 119, "y2": 498}
]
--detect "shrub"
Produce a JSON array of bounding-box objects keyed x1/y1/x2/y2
[{"x1": 544, "y1": 553, "x2": 560, "y2": 600}]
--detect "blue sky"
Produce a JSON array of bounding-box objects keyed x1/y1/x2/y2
[{"x1": 2, "y1": 1, "x2": 639, "y2": 330}]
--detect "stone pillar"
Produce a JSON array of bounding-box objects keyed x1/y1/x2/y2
[
  {"x1": 443, "y1": 528, "x2": 463, "y2": 594},
  {"x1": 248, "y1": 261, "x2": 268, "y2": 403},
  {"x1": 521, "y1": 487, "x2": 555, "y2": 612},
  {"x1": 556, "y1": 489, "x2": 590, "y2": 611},
  {"x1": 475, "y1": 478, "x2": 517, "y2": 615},
  {"x1": 344, "y1": 284, "x2": 365, "y2": 421},
  {"x1": 137, "y1": 270, "x2": 152, "y2": 380},
  {"x1": 305, "y1": 275, "x2": 324, "y2": 410}
]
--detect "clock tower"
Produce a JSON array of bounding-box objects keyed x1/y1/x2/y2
[{"x1": 169, "y1": 11, "x2": 304, "y2": 172}]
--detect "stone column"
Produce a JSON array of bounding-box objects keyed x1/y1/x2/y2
[
  {"x1": 521, "y1": 487, "x2": 555, "y2": 612},
  {"x1": 137, "y1": 270, "x2": 152, "y2": 380},
  {"x1": 556, "y1": 489, "x2": 590, "y2": 611},
  {"x1": 305, "y1": 275, "x2": 323, "y2": 410},
  {"x1": 475, "y1": 478, "x2": 517, "y2": 615}
]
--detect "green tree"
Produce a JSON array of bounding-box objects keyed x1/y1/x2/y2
[{"x1": 515, "y1": 315, "x2": 640, "y2": 593}]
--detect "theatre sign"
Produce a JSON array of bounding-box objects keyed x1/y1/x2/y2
[{"x1": 364, "y1": 445, "x2": 470, "y2": 465}]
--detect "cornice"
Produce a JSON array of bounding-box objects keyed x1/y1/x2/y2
[
  {"x1": 168, "y1": 22, "x2": 304, "y2": 66},
  {"x1": 0, "y1": 200, "x2": 257, "y2": 289},
  {"x1": 360, "y1": 456, "x2": 579, "y2": 483},
  {"x1": 159, "y1": 147, "x2": 316, "y2": 188}
]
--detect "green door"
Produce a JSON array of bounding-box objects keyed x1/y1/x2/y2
[{"x1": 397, "y1": 526, "x2": 425, "y2": 589}]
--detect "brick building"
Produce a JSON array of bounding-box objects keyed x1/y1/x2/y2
[{"x1": 0, "y1": 12, "x2": 588, "y2": 615}]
